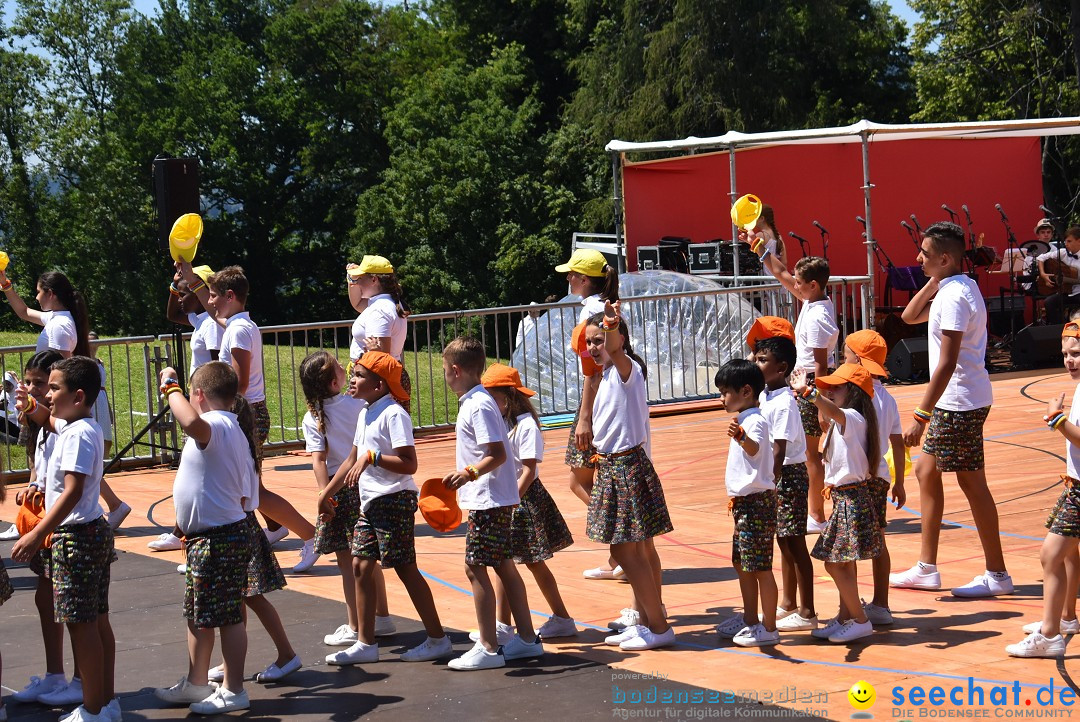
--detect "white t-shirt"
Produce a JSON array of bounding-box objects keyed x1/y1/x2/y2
[
  {"x1": 172, "y1": 410, "x2": 253, "y2": 534},
  {"x1": 515, "y1": 315, "x2": 536, "y2": 348},
  {"x1": 822, "y1": 408, "x2": 871, "y2": 488},
  {"x1": 37, "y1": 311, "x2": 76, "y2": 354},
  {"x1": 350, "y1": 294, "x2": 407, "y2": 361},
  {"x1": 578, "y1": 294, "x2": 606, "y2": 324},
  {"x1": 354, "y1": 394, "x2": 418, "y2": 511},
  {"x1": 795, "y1": 298, "x2": 838, "y2": 373},
  {"x1": 90, "y1": 362, "x2": 113, "y2": 443},
  {"x1": 1067, "y1": 382, "x2": 1080, "y2": 480},
  {"x1": 928, "y1": 275, "x2": 993, "y2": 411},
  {"x1": 592, "y1": 360, "x2": 651, "y2": 455},
  {"x1": 31, "y1": 426, "x2": 57, "y2": 490},
  {"x1": 872, "y1": 379, "x2": 903, "y2": 481},
  {"x1": 1036, "y1": 248, "x2": 1080, "y2": 295},
  {"x1": 509, "y1": 413, "x2": 543, "y2": 482},
  {"x1": 725, "y1": 408, "x2": 774, "y2": 497},
  {"x1": 45, "y1": 417, "x2": 104, "y2": 526},
  {"x1": 759, "y1": 386, "x2": 807, "y2": 465},
  {"x1": 187, "y1": 311, "x2": 224, "y2": 372},
  {"x1": 454, "y1": 385, "x2": 519, "y2": 510},
  {"x1": 219, "y1": 312, "x2": 265, "y2": 403},
  {"x1": 303, "y1": 393, "x2": 365, "y2": 478}
]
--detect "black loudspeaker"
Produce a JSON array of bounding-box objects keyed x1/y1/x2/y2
[
  {"x1": 886, "y1": 337, "x2": 929, "y2": 381},
  {"x1": 987, "y1": 294, "x2": 1026, "y2": 338},
  {"x1": 152, "y1": 157, "x2": 200, "y2": 251},
  {"x1": 1011, "y1": 324, "x2": 1065, "y2": 368}
]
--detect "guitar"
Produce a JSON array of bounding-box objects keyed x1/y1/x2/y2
[{"x1": 1037, "y1": 254, "x2": 1080, "y2": 295}]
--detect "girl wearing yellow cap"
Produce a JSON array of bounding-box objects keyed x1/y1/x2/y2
[{"x1": 345, "y1": 255, "x2": 411, "y2": 407}]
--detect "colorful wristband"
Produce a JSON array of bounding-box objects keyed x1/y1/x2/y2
[
  {"x1": 0, "y1": 279, "x2": 13, "y2": 292},
  {"x1": 732, "y1": 425, "x2": 745, "y2": 443},
  {"x1": 1049, "y1": 413, "x2": 1067, "y2": 431},
  {"x1": 22, "y1": 394, "x2": 37, "y2": 415},
  {"x1": 162, "y1": 385, "x2": 183, "y2": 399},
  {"x1": 169, "y1": 282, "x2": 181, "y2": 297},
  {"x1": 601, "y1": 317, "x2": 620, "y2": 331},
  {"x1": 188, "y1": 279, "x2": 206, "y2": 293},
  {"x1": 465, "y1": 465, "x2": 480, "y2": 481},
  {"x1": 801, "y1": 387, "x2": 819, "y2": 402}
]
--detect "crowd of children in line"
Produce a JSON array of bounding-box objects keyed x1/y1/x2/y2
[{"x1": 2, "y1": 219, "x2": 1080, "y2": 721}]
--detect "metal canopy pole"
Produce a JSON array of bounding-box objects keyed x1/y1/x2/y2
[
  {"x1": 729, "y1": 144, "x2": 740, "y2": 285},
  {"x1": 860, "y1": 130, "x2": 875, "y2": 329},
  {"x1": 611, "y1": 151, "x2": 627, "y2": 273}
]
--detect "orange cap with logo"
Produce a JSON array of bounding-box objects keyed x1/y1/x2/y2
[
  {"x1": 814, "y1": 363, "x2": 875, "y2": 398},
  {"x1": 357, "y1": 351, "x2": 410, "y2": 402},
  {"x1": 481, "y1": 363, "x2": 536, "y2": 396},
  {"x1": 746, "y1": 316, "x2": 795, "y2": 350},
  {"x1": 845, "y1": 329, "x2": 888, "y2": 377}
]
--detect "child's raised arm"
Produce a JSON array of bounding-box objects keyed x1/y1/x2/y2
[
  {"x1": 790, "y1": 369, "x2": 847, "y2": 430},
  {"x1": 1046, "y1": 392, "x2": 1080, "y2": 449},
  {"x1": 0, "y1": 268, "x2": 47, "y2": 327},
  {"x1": 603, "y1": 300, "x2": 635, "y2": 382},
  {"x1": 747, "y1": 231, "x2": 798, "y2": 297},
  {"x1": 160, "y1": 367, "x2": 211, "y2": 445}
]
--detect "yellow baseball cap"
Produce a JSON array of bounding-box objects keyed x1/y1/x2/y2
[
  {"x1": 169, "y1": 213, "x2": 203, "y2": 263},
  {"x1": 555, "y1": 249, "x2": 608, "y2": 277},
  {"x1": 192, "y1": 265, "x2": 214, "y2": 286},
  {"x1": 347, "y1": 255, "x2": 394, "y2": 278}
]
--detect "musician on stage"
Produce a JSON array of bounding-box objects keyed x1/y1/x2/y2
[
  {"x1": 1036, "y1": 225, "x2": 1080, "y2": 324},
  {"x1": 1019, "y1": 219, "x2": 1057, "y2": 293}
]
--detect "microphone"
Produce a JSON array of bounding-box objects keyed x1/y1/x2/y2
[
  {"x1": 901, "y1": 221, "x2": 914, "y2": 232},
  {"x1": 1040, "y1": 205, "x2": 1057, "y2": 218},
  {"x1": 788, "y1": 231, "x2": 810, "y2": 244},
  {"x1": 855, "y1": 215, "x2": 866, "y2": 227},
  {"x1": 942, "y1": 204, "x2": 957, "y2": 216},
  {"x1": 995, "y1": 204, "x2": 1008, "y2": 222},
  {"x1": 962, "y1": 204, "x2": 971, "y2": 217},
  {"x1": 910, "y1": 214, "x2": 923, "y2": 234},
  {"x1": 813, "y1": 220, "x2": 829, "y2": 235}
]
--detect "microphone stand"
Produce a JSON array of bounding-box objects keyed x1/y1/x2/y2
[{"x1": 962, "y1": 205, "x2": 977, "y2": 276}]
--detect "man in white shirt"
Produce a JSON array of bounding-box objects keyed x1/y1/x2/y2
[{"x1": 1037, "y1": 226, "x2": 1080, "y2": 324}]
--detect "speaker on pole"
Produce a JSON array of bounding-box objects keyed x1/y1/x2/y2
[
  {"x1": 1011, "y1": 324, "x2": 1065, "y2": 368},
  {"x1": 886, "y1": 337, "x2": 929, "y2": 381},
  {"x1": 152, "y1": 157, "x2": 200, "y2": 251}
]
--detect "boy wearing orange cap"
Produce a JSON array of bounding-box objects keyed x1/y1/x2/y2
[
  {"x1": 316, "y1": 351, "x2": 450, "y2": 665},
  {"x1": 442, "y1": 337, "x2": 543, "y2": 669},
  {"x1": 844, "y1": 330, "x2": 905, "y2": 625},
  {"x1": 895, "y1": 222, "x2": 1011, "y2": 597}
]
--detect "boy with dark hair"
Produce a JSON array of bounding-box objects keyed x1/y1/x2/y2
[
  {"x1": 13, "y1": 356, "x2": 117, "y2": 722},
  {"x1": 894, "y1": 221, "x2": 1012, "y2": 597},
  {"x1": 1035, "y1": 225, "x2": 1080, "y2": 324},
  {"x1": 713, "y1": 359, "x2": 779, "y2": 647}
]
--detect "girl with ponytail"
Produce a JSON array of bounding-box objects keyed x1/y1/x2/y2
[{"x1": 0, "y1": 269, "x2": 90, "y2": 358}]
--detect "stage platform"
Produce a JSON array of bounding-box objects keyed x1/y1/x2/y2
[{"x1": 2, "y1": 367, "x2": 1078, "y2": 720}]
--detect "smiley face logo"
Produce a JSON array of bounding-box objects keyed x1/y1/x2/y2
[{"x1": 848, "y1": 680, "x2": 876, "y2": 711}]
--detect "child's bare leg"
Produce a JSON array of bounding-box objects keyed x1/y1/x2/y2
[
  {"x1": 395, "y1": 564, "x2": 445, "y2": 638},
  {"x1": 374, "y1": 565, "x2": 390, "y2": 617},
  {"x1": 36, "y1": 577, "x2": 65, "y2": 675},
  {"x1": 335, "y1": 550, "x2": 358, "y2": 629},
  {"x1": 871, "y1": 538, "x2": 891, "y2": 609},
  {"x1": 245, "y1": 595, "x2": 296, "y2": 666},
  {"x1": 353, "y1": 558, "x2": 377, "y2": 644},
  {"x1": 756, "y1": 571, "x2": 778, "y2": 631},
  {"x1": 644, "y1": 537, "x2": 663, "y2": 604},
  {"x1": 493, "y1": 561, "x2": 535, "y2": 640},
  {"x1": 466, "y1": 564, "x2": 498, "y2": 651},
  {"x1": 1064, "y1": 546, "x2": 1080, "y2": 621},
  {"x1": 825, "y1": 562, "x2": 867, "y2": 623},
  {"x1": 219, "y1": 623, "x2": 247, "y2": 693},
  {"x1": 736, "y1": 569, "x2": 759, "y2": 627},
  {"x1": 778, "y1": 542, "x2": 797, "y2": 612},
  {"x1": 258, "y1": 485, "x2": 316, "y2": 540},
  {"x1": 955, "y1": 468, "x2": 1007, "y2": 572},
  {"x1": 186, "y1": 621, "x2": 215, "y2": 686},
  {"x1": 806, "y1": 440, "x2": 825, "y2": 522},
  {"x1": 569, "y1": 467, "x2": 593, "y2": 506},
  {"x1": 99, "y1": 479, "x2": 123, "y2": 513},
  {"x1": 1040, "y1": 534, "x2": 1077, "y2": 638},
  {"x1": 526, "y1": 561, "x2": 570, "y2": 619},
  {"x1": 494, "y1": 574, "x2": 511, "y2": 626},
  {"x1": 68, "y1": 621, "x2": 104, "y2": 714},
  {"x1": 611, "y1": 542, "x2": 667, "y2": 633},
  {"x1": 98, "y1": 614, "x2": 115, "y2": 702},
  {"x1": 915, "y1": 454, "x2": 944, "y2": 564}
]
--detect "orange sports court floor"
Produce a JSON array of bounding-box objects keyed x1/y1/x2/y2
[{"x1": 3, "y1": 367, "x2": 1080, "y2": 720}]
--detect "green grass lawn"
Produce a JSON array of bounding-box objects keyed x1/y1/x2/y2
[{"x1": 0, "y1": 330, "x2": 463, "y2": 473}]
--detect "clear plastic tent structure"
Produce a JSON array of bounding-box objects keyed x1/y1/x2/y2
[{"x1": 511, "y1": 270, "x2": 762, "y2": 415}]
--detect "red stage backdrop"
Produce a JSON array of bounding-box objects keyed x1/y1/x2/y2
[{"x1": 621, "y1": 138, "x2": 1044, "y2": 302}]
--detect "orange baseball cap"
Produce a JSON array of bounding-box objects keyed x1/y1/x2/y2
[
  {"x1": 571, "y1": 321, "x2": 601, "y2": 377},
  {"x1": 845, "y1": 329, "x2": 888, "y2": 377},
  {"x1": 418, "y1": 477, "x2": 462, "y2": 532},
  {"x1": 814, "y1": 363, "x2": 875, "y2": 398},
  {"x1": 357, "y1": 351, "x2": 410, "y2": 402},
  {"x1": 746, "y1": 316, "x2": 795, "y2": 350},
  {"x1": 1063, "y1": 322, "x2": 1080, "y2": 338},
  {"x1": 481, "y1": 363, "x2": 536, "y2": 396}
]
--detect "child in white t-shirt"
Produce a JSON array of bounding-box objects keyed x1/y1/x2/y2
[
  {"x1": 152, "y1": 362, "x2": 253, "y2": 714},
  {"x1": 13, "y1": 356, "x2": 117, "y2": 721},
  {"x1": 791, "y1": 364, "x2": 882, "y2": 645},
  {"x1": 714, "y1": 359, "x2": 779, "y2": 648},
  {"x1": 442, "y1": 337, "x2": 542, "y2": 670},
  {"x1": 318, "y1": 351, "x2": 450, "y2": 665},
  {"x1": 895, "y1": 221, "x2": 1011, "y2": 597},
  {"x1": 168, "y1": 262, "x2": 223, "y2": 374}
]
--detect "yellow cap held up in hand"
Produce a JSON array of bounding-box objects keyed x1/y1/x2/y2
[
  {"x1": 169, "y1": 213, "x2": 203, "y2": 263},
  {"x1": 0, "y1": 251, "x2": 10, "y2": 273},
  {"x1": 731, "y1": 194, "x2": 763, "y2": 231}
]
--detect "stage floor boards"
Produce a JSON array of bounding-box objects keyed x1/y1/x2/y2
[{"x1": 2, "y1": 366, "x2": 1077, "y2": 719}]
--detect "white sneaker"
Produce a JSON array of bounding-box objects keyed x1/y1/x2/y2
[
  {"x1": 13, "y1": 674, "x2": 67, "y2": 702},
  {"x1": 862, "y1": 601, "x2": 894, "y2": 626},
  {"x1": 810, "y1": 618, "x2": 842, "y2": 639},
  {"x1": 148, "y1": 532, "x2": 183, "y2": 551},
  {"x1": 448, "y1": 641, "x2": 505, "y2": 670},
  {"x1": 502, "y1": 634, "x2": 544, "y2": 660},
  {"x1": 189, "y1": 687, "x2": 250, "y2": 714},
  {"x1": 889, "y1": 564, "x2": 942, "y2": 590},
  {"x1": 583, "y1": 565, "x2": 625, "y2": 580},
  {"x1": 952, "y1": 572, "x2": 1013, "y2": 598},
  {"x1": 620, "y1": 626, "x2": 676, "y2": 650},
  {"x1": 537, "y1": 615, "x2": 578, "y2": 639},
  {"x1": 374, "y1": 615, "x2": 397, "y2": 637},
  {"x1": 155, "y1": 677, "x2": 215, "y2": 704},
  {"x1": 775, "y1": 607, "x2": 796, "y2": 621},
  {"x1": 1006, "y1": 632, "x2": 1067, "y2": 658},
  {"x1": 715, "y1": 614, "x2": 748, "y2": 639},
  {"x1": 58, "y1": 705, "x2": 109, "y2": 722},
  {"x1": 326, "y1": 641, "x2": 378, "y2": 666},
  {"x1": 255, "y1": 654, "x2": 302, "y2": 682},
  {"x1": 324, "y1": 624, "x2": 358, "y2": 646},
  {"x1": 292, "y1": 538, "x2": 319, "y2": 573},
  {"x1": 829, "y1": 619, "x2": 874, "y2": 643},
  {"x1": 608, "y1": 607, "x2": 640, "y2": 631},
  {"x1": 176, "y1": 563, "x2": 187, "y2": 574},
  {"x1": 1024, "y1": 618, "x2": 1080, "y2": 635},
  {"x1": 39, "y1": 677, "x2": 84, "y2": 705},
  {"x1": 776, "y1": 613, "x2": 818, "y2": 631},
  {"x1": 400, "y1": 635, "x2": 453, "y2": 662},
  {"x1": 0, "y1": 523, "x2": 20, "y2": 540},
  {"x1": 806, "y1": 516, "x2": 826, "y2": 534},
  {"x1": 264, "y1": 526, "x2": 289, "y2": 546},
  {"x1": 469, "y1": 621, "x2": 515, "y2": 646},
  {"x1": 733, "y1": 623, "x2": 780, "y2": 647},
  {"x1": 106, "y1": 502, "x2": 132, "y2": 531},
  {"x1": 104, "y1": 698, "x2": 121, "y2": 722},
  {"x1": 207, "y1": 665, "x2": 224, "y2": 683},
  {"x1": 605, "y1": 624, "x2": 645, "y2": 646}
]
